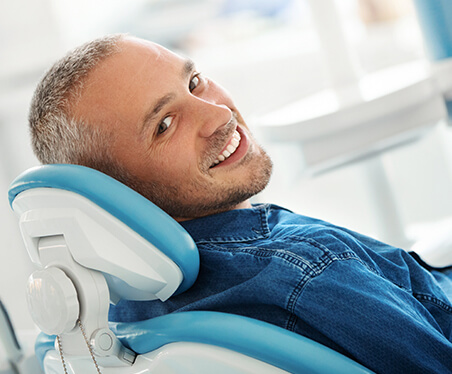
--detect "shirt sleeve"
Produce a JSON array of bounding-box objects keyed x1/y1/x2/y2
[{"x1": 293, "y1": 257, "x2": 452, "y2": 374}]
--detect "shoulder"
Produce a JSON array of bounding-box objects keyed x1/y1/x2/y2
[{"x1": 195, "y1": 224, "x2": 364, "y2": 278}]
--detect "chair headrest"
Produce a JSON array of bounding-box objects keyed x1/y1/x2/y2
[{"x1": 9, "y1": 164, "x2": 199, "y2": 302}]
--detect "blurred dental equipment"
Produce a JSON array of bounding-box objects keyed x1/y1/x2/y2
[
  {"x1": 0, "y1": 299, "x2": 41, "y2": 374},
  {"x1": 255, "y1": 0, "x2": 452, "y2": 265}
]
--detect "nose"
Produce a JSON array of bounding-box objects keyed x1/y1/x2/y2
[{"x1": 193, "y1": 99, "x2": 233, "y2": 138}]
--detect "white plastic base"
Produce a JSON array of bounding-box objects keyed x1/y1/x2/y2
[
  {"x1": 43, "y1": 342, "x2": 290, "y2": 374},
  {"x1": 15, "y1": 355, "x2": 43, "y2": 374}
]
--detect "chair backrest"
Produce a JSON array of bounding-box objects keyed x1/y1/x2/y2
[
  {"x1": 9, "y1": 164, "x2": 200, "y2": 303},
  {"x1": 8, "y1": 164, "x2": 200, "y2": 363}
]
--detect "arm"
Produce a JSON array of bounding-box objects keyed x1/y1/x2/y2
[{"x1": 294, "y1": 257, "x2": 452, "y2": 373}]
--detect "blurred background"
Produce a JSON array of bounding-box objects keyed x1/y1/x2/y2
[{"x1": 1, "y1": 0, "x2": 452, "y2": 353}]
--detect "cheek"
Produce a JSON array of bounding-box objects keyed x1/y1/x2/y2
[
  {"x1": 150, "y1": 141, "x2": 199, "y2": 180},
  {"x1": 110, "y1": 131, "x2": 144, "y2": 171}
]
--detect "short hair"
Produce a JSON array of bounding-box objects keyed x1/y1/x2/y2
[
  {"x1": 29, "y1": 34, "x2": 125, "y2": 175},
  {"x1": 28, "y1": 33, "x2": 178, "y2": 206}
]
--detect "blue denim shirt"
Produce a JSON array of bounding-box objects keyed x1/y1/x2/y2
[{"x1": 109, "y1": 204, "x2": 452, "y2": 373}]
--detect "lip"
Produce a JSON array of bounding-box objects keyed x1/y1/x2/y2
[{"x1": 211, "y1": 125, "x2": 250, "y2": 169}]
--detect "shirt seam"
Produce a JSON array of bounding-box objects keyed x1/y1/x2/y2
[
  {"x1": 201, "y1": 234, "x2": 346, "y2": 272},
  {"x1": 413, "y1": 293, "x2": 452, "y2": 313},
  {"x1": 193, "y1": 207, "x2": 271, "y2": 243}
]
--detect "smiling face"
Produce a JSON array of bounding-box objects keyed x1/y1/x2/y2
[{"x1": 73, "y1": 37, "x2": 272, "y2": 220}]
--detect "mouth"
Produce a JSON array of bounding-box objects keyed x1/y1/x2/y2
[
  {"x1": 209, "y1": 125, "x2": 250, "y2": 169},
  {"x1": 210, "y1": 129, "x2": 241, "y2": 168}
]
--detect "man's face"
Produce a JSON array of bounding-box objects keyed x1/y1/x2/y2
[{"x1": 74, "y1": 37, "x2": 272, "y2": 220}]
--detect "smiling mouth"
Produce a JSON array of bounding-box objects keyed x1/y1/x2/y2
[{"x1": 210, "y1": 130, "x2": 241, "y2": 168}]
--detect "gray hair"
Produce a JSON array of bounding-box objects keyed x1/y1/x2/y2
[
  {"x1": 29, "y1": 34, "x2": 125, "y2": 175},
  {"x1": 28, "y1": 33, "x2": 179, "y2": 205}
]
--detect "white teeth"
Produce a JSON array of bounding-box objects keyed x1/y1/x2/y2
[{"x1": 211, "y1": 130, "x2": 241, "y2": 167}]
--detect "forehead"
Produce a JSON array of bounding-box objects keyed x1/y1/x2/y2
[
  {"x1": 73, "y1": 37, "x2": 186, "y2": 127},
  {"x1": 119, "y1": 37, "x2": 181, "y2": 67}
]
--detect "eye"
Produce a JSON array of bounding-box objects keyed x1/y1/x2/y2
[
  {"x1": 158, "y1": 116, "x2": 173, "y2": 134},
  {"x1": 189, "y1": 73, "x2": 201, "y2": 92}
]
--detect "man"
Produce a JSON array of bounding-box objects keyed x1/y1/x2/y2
[{"x1": 30, "y1": 34, "x2": 452, "y2": 373}]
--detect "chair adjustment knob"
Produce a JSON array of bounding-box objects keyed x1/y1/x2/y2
[{"x1": 26, "y1": 267, "x2": 80, "y2": 335}]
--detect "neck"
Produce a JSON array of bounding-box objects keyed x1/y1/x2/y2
[
  {"x1": 175, "y1": 200, "x2": 252, "y2": 222},
  {"x1": 232, "y1": 199, "x2": 252, "y2": 210}
]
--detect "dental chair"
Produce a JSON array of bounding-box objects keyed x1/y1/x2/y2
[{"x1": 8, "y1": 164, "x2": 373, "y2": 374}]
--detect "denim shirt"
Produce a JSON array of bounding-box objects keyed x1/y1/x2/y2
[{"x1": 109, "y1": 204, "x2": 452, "y2": 373}]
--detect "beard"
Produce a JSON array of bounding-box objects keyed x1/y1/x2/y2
[
  {"x1": 168, "y1": 147, "x2": 272, "y2": 219},
  {"x1": 109, "y1": 109, "x2": 273, "y2": 220},
  {"x1": 127, "y1": 140, "x2": 273, "y2": 220}
]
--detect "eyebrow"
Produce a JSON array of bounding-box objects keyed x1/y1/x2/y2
[{"x1": 140, "y1": 59, "x2": 196, "y2": 137}]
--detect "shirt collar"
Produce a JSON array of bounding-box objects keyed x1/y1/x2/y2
[{"x1": 180, "y1": 203, "x2": 271, "y2": 243}]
